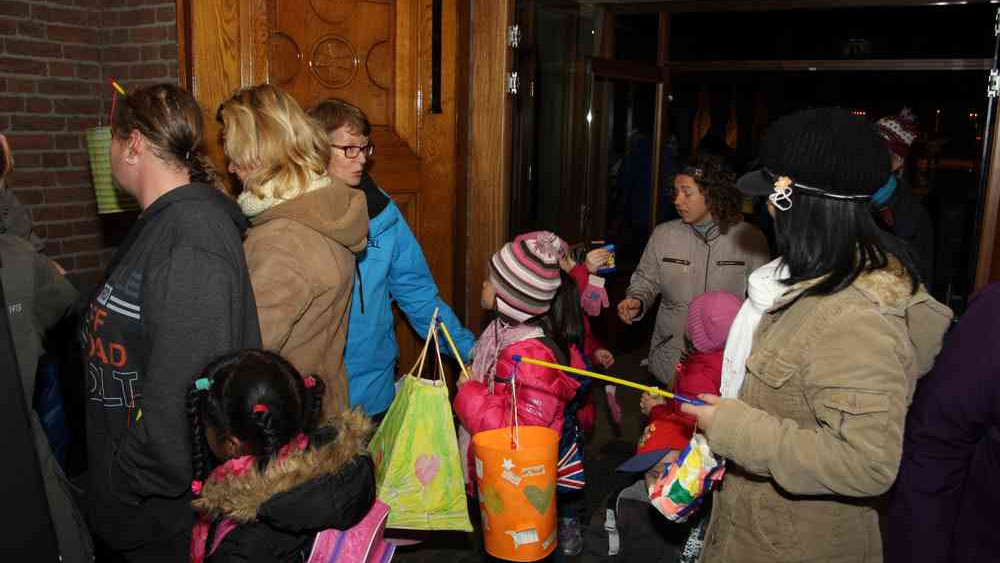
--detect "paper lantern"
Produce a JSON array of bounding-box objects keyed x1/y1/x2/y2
[{"x1": 86, "y1": 126, "x2": 139, "y2": 214}]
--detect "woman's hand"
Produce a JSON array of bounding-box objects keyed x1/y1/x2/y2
[
  {"x1": 585, "y1": 248, "x2": 611, "y2": 274},
  {"x1": 640, "y1": 391, "x2": 665, "y2": 416},
  {"x1": 592, "y1": 348, "x2": 615, "y2": 369},
  {"x1": 681, "y1": 394, "x2": 721, "y2": 433},
  {"x1": 618, "y1": 298, "x2": 641, "y2": 324}
]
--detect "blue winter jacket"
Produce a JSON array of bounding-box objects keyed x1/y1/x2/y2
[{"x1": 346, "y1": 175, "x2": 475, "y2": 415}]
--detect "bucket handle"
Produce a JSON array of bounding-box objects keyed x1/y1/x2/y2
[{"x1": 509, "y1": 362, "x2": 520, "y2": 450}]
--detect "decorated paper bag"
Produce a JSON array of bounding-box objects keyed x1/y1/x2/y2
[
  {"x1": 648, "y1": 433, "x2": 725, "y2": 523},
  {"x1": 367, "y1": 314, "x2": 472, "y2": 531}
]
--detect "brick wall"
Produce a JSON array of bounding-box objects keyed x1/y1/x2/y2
[{"x1": 0, "y1": 0, "x2": 178, "y2": 287}]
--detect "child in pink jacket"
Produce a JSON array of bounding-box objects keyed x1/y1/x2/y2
[{"x1": 454, "y1": 230, "x2": 582, "y2": 437}]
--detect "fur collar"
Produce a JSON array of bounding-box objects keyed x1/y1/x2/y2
[
  {"x1": 237, "y1": 172, "x2": 332, "y2": 218},
  {"x1": 193, "y1": 409, "x2": 372, "y2": 523},
  {"x1": 775, "y1": 255, "x2": 916, "y2": 310}
]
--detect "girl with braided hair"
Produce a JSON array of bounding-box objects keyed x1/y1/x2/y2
[{"x1": 187, "y1": 349, "x2": 375, "y2": 563}]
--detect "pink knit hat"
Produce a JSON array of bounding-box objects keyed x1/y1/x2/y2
[
  {"x1": 489, "y1": 230, "x2": 566, "y2": 322},
  {"x1": 686, "y1": 291, "x2": 743, "y2": 353}
]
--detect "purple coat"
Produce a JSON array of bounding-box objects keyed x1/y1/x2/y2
[{"x1": 887, "y1": 283, "x2": 1000, "y2": 563}]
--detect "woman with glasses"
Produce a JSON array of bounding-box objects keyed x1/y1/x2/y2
[
  {"x1": 218, "y1": 84, "x2": 368, "y2": 417},
  {"x1": 308, "y1": 99, "x2": 476, "y2": 422}
]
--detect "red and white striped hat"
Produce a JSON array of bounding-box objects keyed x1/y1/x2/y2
[{"x1": 489, "y1": 230, "x2": 565, "y2": 322}]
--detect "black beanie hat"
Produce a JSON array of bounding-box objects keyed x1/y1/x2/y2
[{"x1": 737, "y1": 107, "x2": 891, "y2": 199}]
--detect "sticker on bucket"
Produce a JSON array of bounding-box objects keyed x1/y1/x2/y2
[
  {"x1": 506, "y1": 528, "x2": 539, "y2": 548},
  {"x1": 475, "y1": 457, "x2": 484, "y2": 479},
  {"x1": 521, "y1": 465, "x2": 546, "y2": 477},
  {"x1": 502, "y1": 470, "x2": 522, "y2": 486}
]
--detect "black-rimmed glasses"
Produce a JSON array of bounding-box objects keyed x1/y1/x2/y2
[{"x1": 331, "y1": 143, "x2": 375, "y2": 159}]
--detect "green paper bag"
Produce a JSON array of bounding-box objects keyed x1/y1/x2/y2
[{"x1": 367, "y1": 314, "x2": 472, "y2": 531}]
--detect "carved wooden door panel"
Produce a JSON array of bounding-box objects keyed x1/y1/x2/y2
[{"x1": 259, "y1": 0, "x2": 460, "y2": 378}]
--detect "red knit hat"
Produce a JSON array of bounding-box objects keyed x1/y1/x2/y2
[
  {"x1": 686, "y1": 291, "x2": 742, "y2": 353},
  {"x1": 876, "y1": 108, "x2": 920, "y2": 160},
  {"x1": 489, "y1": 230, "x2": 565, "y2": 322}
]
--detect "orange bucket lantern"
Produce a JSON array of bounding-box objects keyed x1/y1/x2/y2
[{"x1": 472, "y1": 425, "x2": 560, "y2": 561}]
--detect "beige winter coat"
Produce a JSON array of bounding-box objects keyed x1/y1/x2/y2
[
  {"x1": 626, "y1": 219, "x2": 770, "y2": 384},
  {"x1": 244, "y1": 177, "x2": 368, "y2": 415},
  {"x1": 700, "y1": 259, "x2": 952, "y2": 563}
]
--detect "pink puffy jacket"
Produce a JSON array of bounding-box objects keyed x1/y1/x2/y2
[{"x1": 454, "y1": 338, "x2": 582, "y2": 436}]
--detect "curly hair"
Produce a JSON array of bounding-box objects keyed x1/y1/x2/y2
[{"x1": 673, "y1": 153, "x2": 743, "y2": 233}]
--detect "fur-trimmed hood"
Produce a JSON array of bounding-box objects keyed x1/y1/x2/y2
[
  {"x1": 775, "y1": 256, "x2": 952, "y2": 376},
  {"x1": 194, "y1": 409, "x2": 376, "y2": 531}
]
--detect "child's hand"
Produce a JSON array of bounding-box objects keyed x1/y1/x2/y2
[
  {"x1": 640, "y1": 392, "x2": 665, "y2": 416},
  {"x1": 592, "y1": 348, "x2": 614, "y2": 369},
  {"x1": 681, "y1": 394, "x2": 721, "y2": 432},
  {"x1": 558, "y1": 254, "x2": 577, "y2": 273},
  {"x1": 584, "y1": 248, "x2": 611, "y2": 274}
]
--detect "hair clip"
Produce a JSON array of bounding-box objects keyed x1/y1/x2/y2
[
  {"x1": 184, "y1": 150, "x2": 192, "y2": 162},
  {"x1": 303, "y1": 376, "x2": 317, "y2": 389},
  {"x1": 194, "y1": 378, "x2": 212, "y2": 391},
  {"x1": 687, "y1": 167, "x2": 704, "y2": 179},
  {"x1": 191, "y1": 480, "x2": 203, "y2": 495},
  {"x1": 252, "y1": 403, "x2": 269, "y2": 414},
  {"x1": 769, "y1": 176, "x2": 793, "y2": 211}
]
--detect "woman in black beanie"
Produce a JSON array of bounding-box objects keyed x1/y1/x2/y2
[{"x1": 679, "y1": 107, "x2": 952, "y2": 563}]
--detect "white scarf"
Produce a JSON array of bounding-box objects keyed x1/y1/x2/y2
[{"x1": 719, "y1": 258, "x2": 789, "y2": 398}]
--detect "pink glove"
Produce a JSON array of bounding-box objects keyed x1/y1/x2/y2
[
  {"x1": 581, "y1": 274, "x2": 609, "y2": 317},
  {"x1": 605, "y1": 385, "x2": 623, "y2": 425}
]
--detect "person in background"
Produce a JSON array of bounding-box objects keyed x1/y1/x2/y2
[
  {"x1": 618, "y1": 153, "x2": 769, "y2": 386},
  {"x1": 682, "y1": 107, "x2": 951, "y2": 563},
  {"x1": 308, "y1": 99, "x2": 474, "y2": 420},
  {"x1": 1, "y1": 133, "x2": 91, "y2": 562},
  {"x1": 873, "y1": 108, "x2": 934, "y2": 288},
  {"x1": 188, "y1": 349, "x2": 375, "y2": 562},
  {"x1": 81, "y1": 84, "x2": 261, "y2": 561},
  {"x1": 887, "y1": 282, "x2": 1000, "y2": 562},
  {"x1": 219, "y1": 86, "x2": 368, "y2": 417}
]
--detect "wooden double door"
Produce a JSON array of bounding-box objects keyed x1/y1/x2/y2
[{"x1": 179, "y1": 0, "x2": 463, "y2": 375}]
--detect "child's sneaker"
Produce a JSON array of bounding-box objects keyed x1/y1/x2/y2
[{"x1": 558, "y1": 516, "x2": 583, "y2": 556}]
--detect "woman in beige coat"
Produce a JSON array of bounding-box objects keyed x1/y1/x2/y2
[
  {"x1": 618, "y1": 153, "x2": 770, "y2": 385},
  {"x1": 682, "y1": 108, "x2": 952, "y2": 562},
  {"x1": 218, "y1": 85, "x2": 368, "y2": 415}
]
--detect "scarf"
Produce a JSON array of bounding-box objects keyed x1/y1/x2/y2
[
  {"x1": 469, "y1": 317, "x2": 544, "y2": 390},
  {"x1": 719, "y1": 258, "x2": 789, "y2": 398},
  {"x1": 237, "y1": 172, "x2": 331, "y2": 218}
]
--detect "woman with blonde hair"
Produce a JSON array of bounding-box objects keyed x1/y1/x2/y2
[{"x1": 218, "y1": 84, "x2": 368, "y2": 415}]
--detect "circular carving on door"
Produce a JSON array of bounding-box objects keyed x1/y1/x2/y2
[
  {"x1": 309, "y1": 0, "x2": 356, "y2": 24},
  {"x1": 365, "y1": 41, "x2": 391, "y2": 90},
  {"x1": 267, "y1": 32, "x2": 302, "y2": 86},
  {"x1": 309, "y1": 35, "x2": 358, "y2": 88}
]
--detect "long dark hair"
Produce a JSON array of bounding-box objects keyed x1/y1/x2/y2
[
  {"x1": 112, "y1": 83, "x2": 222, "y2": 190},
  {"x1": 528, "y1": 270, "x2": 585, "y2": 360},
  {"x1": 775, "y1": 194, "x2": 920, "y2": 302},
  {"x1": 187, "y1": 349, "x2": 325, "y2": 481}
]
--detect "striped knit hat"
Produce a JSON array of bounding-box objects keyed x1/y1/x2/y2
[
  {"x1": 876, "y1": 108, "x2": 919, "y2": 160},
  {"x1": 490, "y1": 230, "x2": 566, "y2": 322}
]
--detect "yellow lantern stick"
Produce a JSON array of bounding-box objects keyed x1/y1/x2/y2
[
  {"x1": 110, "y1": 79, "x2": 127, "y2": 96},
  {"x1": 436, "y1": 320, "x2": 472, "y2": 381},
  {"x1": 512, "y1": 355, "x2": 706, "y2": 406}
]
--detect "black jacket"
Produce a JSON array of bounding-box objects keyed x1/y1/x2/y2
[
  {"x1": 194, "y1": 411, "x2": 376, "y2": 563},
  {"x1": 80, "y1": 183, "x2": 261, "y2": 552}
]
